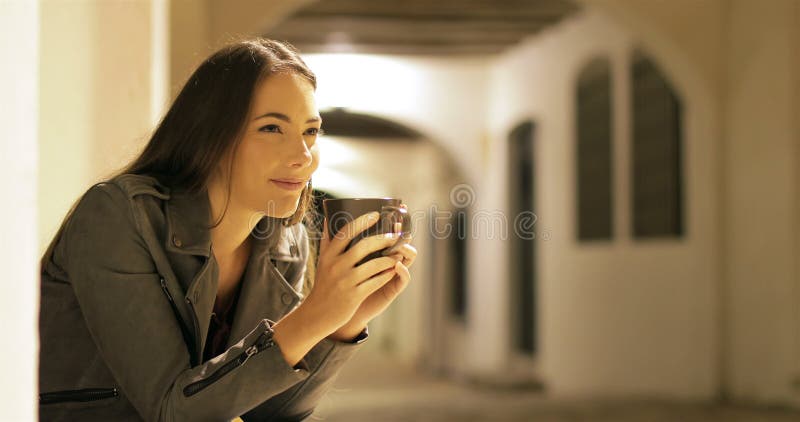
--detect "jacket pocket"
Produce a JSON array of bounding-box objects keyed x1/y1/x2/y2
[
  {"x1": 182, "y1": 330, "x2": 276, "y2": 397},
  {"x1": 39, "y1": 387, "x2": 119, "y2": 405}
]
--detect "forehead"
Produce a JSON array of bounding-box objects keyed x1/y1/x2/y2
[{"x1": 250, "y1": 72, "x2": 316, "y2": 115}]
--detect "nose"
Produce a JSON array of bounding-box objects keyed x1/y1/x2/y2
[{"x1": 288, "y1": 137, "x2": 313, "y2": 169}]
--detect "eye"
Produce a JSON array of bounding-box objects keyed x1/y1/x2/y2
[
  {"x1": 305, "y1": 127, "x2": 324, "y2": 136},
  {"x1": 258, "y1": 124, "x2": 282, "y2": 134}
]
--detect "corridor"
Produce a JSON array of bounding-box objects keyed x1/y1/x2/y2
[
  {"x1": 315, "y1": 353, "x2": 800, "y2": 422},
  {"x1": 5, "y1": 0, "x2": 800, "y2": 420}
]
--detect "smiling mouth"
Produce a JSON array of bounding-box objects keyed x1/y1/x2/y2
[{"x1": 270, "y1": 179, "x2": 306, "y2": 191}]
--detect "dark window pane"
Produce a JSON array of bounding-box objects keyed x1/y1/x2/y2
[
  {"x1": 631, "y1": 53, "x2": 684, "y2": 238},
  {"x1": 576, "y1": 58, "x2": 613, "y2": 241}
]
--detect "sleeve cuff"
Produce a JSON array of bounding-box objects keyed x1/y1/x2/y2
[
  {"x1": 293, "y1": 325, "x2": 369, "y2": 373},
  {"x1": 335, "y1": 325, "x2": 369, "y2": 345}
]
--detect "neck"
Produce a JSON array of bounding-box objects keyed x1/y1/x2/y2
[{"x1": 206, "y1": 182, "x2": 261, "y2": 259}]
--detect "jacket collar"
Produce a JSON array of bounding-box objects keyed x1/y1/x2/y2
[
  {"x1": 164, "y1": 187, "x2": 213, "y2": 257},
  {"x1": 164, "y1": 186, "x2": 297, "y2": 261}
]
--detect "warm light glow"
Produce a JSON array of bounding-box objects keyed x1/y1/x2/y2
[
  {"x1": 312, "y1": 167, "x2": 384, "y2": 198},
  {"x1": 317, "y1": 136, "x2": 359, "y2": 167},
  {"x1": 305, "y1": 54, "x2": 423, "y2": 111},
  {"x1": 314, "y1": 136, "x2": 384, "y2": 197}
]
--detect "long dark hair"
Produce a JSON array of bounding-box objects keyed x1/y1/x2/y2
[{"x1": 41, "y1": 38, "x2": 320, "y2": 295}]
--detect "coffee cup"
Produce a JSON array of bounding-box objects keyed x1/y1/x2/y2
[{"x1": 322, "y1": 198, "x2": 412, "y2": 266}]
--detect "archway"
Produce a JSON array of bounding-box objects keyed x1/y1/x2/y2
[{"x1": 309, "y1": 108, "x2": 471, "y2": 371}]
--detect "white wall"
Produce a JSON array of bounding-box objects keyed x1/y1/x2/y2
[
  {"x1": 38, "y1": 1, "x2": 95, "y2": 252},
  {"x1": 485, "y1": 10, "x2": 720, "y2": 398},
  {"x1": 0, "y1": 1, "x2": 39, "y2": 419},
  {"x1": 583, "y1": 0, "x2": 800, "y2": 407},
  {"x1": 723, "y1": 0, "x2": 800, "y2": 405},
  {"x1": 38, "y1": 0, "x2": 168, "y2": 254}
]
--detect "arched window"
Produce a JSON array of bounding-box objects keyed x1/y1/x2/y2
[
  {"x1": 576, "y1": 58, "x2": 613, "y2": 241},
  {"x1": 631, "y1": 52, "x2": 684, "y2": 238}
]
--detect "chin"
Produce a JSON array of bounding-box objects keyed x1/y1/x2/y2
[
  {"x1": 261, "y1": 196, "x2": 300, "y2": 217},
  {"x1": 278, "y1": 206, "x2": 297, "y2": 218}
]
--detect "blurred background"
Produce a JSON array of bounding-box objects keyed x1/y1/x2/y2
[{"x1": 3, "y1": 0, "x2": 800, "y2": 420}]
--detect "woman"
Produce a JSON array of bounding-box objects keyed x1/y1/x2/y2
[{"x1": 38, "y1": 38, "x2": 417, "y2": 422}]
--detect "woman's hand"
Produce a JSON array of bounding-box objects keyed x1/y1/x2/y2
[
  {"x1": 330, "y1": 205, "x2": 418, "y2": 341},
  {"x1": 273, "y1": 209, "x2": 416, "y2": 365},
  {"x1": 300, "y1": 211, "x2": 404, "y2": 336},
  {"x1": 331, "y1": 243, "x2": 417, "y2": 340}
]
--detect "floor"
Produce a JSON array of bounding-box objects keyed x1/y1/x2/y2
[{"x1": 310, "y1": 354, "x2": 800, "y2": 422}]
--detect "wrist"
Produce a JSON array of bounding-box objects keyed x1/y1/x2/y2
[
  {"x1": 271, "y1": 304, "x2": 330, "y2": 367},
  {"x1": 290, "y1": 301, "x2": 335, "y2": 340},
  {"x1": 328, "y1": 321, "x2": 367, "y2": 342}
]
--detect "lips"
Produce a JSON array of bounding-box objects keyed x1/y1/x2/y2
[{"x1": 270, "y1": 178, "x2": 307, "y2": 191}]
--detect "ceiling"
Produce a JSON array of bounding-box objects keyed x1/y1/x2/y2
[{"x1": 265, "y1": 0, "x2": 580, "y2": 56}]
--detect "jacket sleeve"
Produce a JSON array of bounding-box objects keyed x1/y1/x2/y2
[
  {"x1": 240, "y1": 221, "x2": 369, "y2": 421},
  {"x1": 59, "y1": 183, "x2": 311, "y2": 422},
  {"x1": 240, "y1": 329, "x2": 368, "y2": 421}
]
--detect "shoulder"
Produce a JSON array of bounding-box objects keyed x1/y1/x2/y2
[
  {"x1": 73, "y1": 173, "x2": 171, "y2": 214},
  {"x1": 70, "y1": 173, "x2": 171, "y2": 229},
  {"x1": 61, "y1": 174, "x2": 164, "y2": 274},
  {"x1": 105, "y1": 173, "x2": 171, "y2": 201}
]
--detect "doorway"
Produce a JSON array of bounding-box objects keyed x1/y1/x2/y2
[{"x1": 508, "y1": 120, "x2": 538, "y2": 357}]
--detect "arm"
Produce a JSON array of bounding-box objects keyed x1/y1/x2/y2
[
  {"x1": 241, "y1": 326, "x2": 368, "y2": 421},
  {"x1": 241, "y1": 223, "x2": 369, "y2": 421},
  {"x1": 60, "y1": 183, "x2": 318, "y2": 421}
]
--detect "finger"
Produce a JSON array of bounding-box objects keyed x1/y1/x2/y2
[
  {"x1": 352, "y1": 256, "x2": 402, "y2": 283},
  {"x1": 341, "y1": 232, "x2": 402, "y2": 268},
  {"x1": 320, "y1": 215, "x2": 330, "y2": 252},
  {"x1": 378, "y1": 261, "x2": 411, "y2": 301},
  {"x1": 356, "y1": 266, "x2": 397, "y2": 296},
  {"x1": 328, "y1": 212, "x2": 380, "y2": 256},
  {"x1": 391, "y1": 261, "x2": 411, "y2": 296},
  {"x1": 388, "y1": 244, "x2": 417, "y2": 268},
  {"x1": 381, "y1": 234, "x2": 413, "y2": 257}
]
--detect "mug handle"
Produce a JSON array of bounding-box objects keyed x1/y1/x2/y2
[{"x1": 380, "y1": 205, "x2": 412, "y2": 256}]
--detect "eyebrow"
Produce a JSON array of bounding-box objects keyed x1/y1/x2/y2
[{"x1": 253, "y1": 112, "x2": 321, "y2": 124}]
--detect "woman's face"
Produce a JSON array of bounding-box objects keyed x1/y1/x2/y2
[{"x1": 221, "y1": 72, "x2": 321, "y2": 219}]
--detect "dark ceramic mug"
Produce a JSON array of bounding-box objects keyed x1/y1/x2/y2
[{"x1": 322, "y1": 198, "x2": 412, "y2": 266}]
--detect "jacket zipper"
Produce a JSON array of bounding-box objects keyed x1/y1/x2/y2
[
  {"x1": 160, "y1": 276, "x2": 198, "y2": 367},
  {"x1": 185, "y1": 297, "x2": 202, "y2": 367},
  {"x1": 183, "y1": 255, "x2": 213, "y2": 367},
  {"x1": 39, "y1": 388, "x2": 118, "y2": 405},
  {"x1": 182, "y1": 331, "x2": 276, "y2": 397}
]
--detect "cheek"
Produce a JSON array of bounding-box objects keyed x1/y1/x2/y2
[
  {"x1": 231, "y1": 143, "x2": 278, "y2": 189},
  {"x1": 309, "y1": 144, "x2": 321, "y2": 173}
]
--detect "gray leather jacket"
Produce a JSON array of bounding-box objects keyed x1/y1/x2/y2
[{"x1": 39, "y1": 173, "x2": 367, "y2": 421}]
